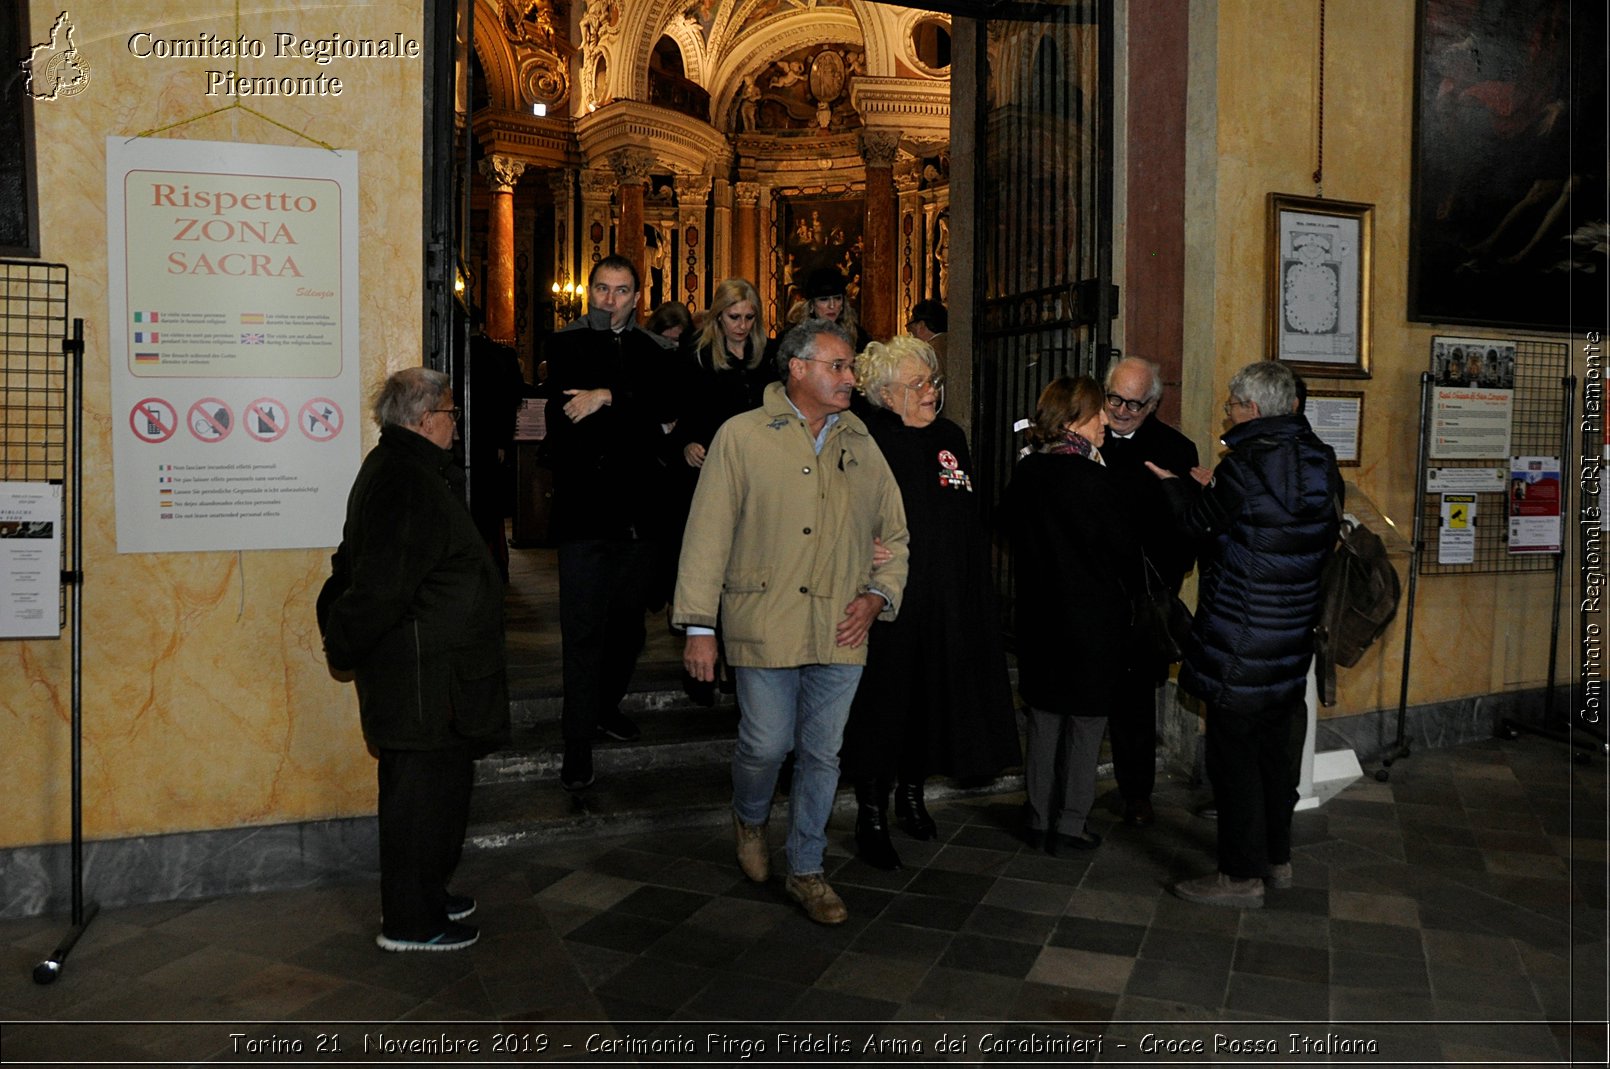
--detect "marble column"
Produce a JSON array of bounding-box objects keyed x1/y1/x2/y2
[
  {"x1": 675, "y1": 173, "x2": 711, "y2": 312},
  {"x1": 710, "y1": 177, "x2": 733, "y2": 290},
  {"x1": 609, "y1": 148, "x2": 654, "y2": 314},
  {"x1": 859, "y1": 131, "x2": 900, "y2": 341},
  {"x1": 479, "y1": 154, "x2": 526, "y2": 344},
  {"x1": 896, "y1": 169, "x2": 922, "y2": 329},
  {"x1": 547, "y1": 169, "x2": 576, "y2": 321},
  {"x1": 733, "y1": 181, "x2": 760, "y2": 294},
  {"x1": 578, "y1": 168, "x2": 616, "y2": 289}
]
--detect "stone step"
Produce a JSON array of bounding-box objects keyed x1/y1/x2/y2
[{"x1": 476, "y1": 704, "x2": 742, "y2": 786}]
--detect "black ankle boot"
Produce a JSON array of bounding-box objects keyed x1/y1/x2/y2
[
  {"x1": 854, "y1": 780, "x2": 901, "y2": 870},
  {"x1": 895, "y1": 780, "x2": 936, "y2": 840}
]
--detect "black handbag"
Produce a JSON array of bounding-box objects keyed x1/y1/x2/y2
[{"x1": 1132, "y1": 554, "x2": 1193, "y2": 665}]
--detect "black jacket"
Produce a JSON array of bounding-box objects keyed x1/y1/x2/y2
[
  {"x1": 673, "y1": 342, "x2": 777, "y2": 452},
  {"x1": 1162, "y1": 413, "x2": 1342, "y2": 716},
  {"x1": 1101, "y1": 415, "x2": 1200, "y2": 592},
  {"x1": 1005, "y1": 449, "x2": 1144, "y2": 715},
  {"x1": 540, "y1": 319, "x2": 679, "y2": 541},
  {"x1": 318, "y1": 425, "x2": 510, "y2": 752}
]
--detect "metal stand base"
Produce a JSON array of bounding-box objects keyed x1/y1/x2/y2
[{"x1": 32, "y1": 901, "x2": 100, "y2": 985}]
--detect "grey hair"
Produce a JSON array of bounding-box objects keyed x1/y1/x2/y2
[
  {"x1": 1226, "y1": 360, "x2": 1296, "y2": 417},
  {"x1": 373, "y1": 366, "x2": 449, "y2": 428},
  {"x1": 775, "y1": 318, "x2": 852, "y2": 376},
  {"x1": 1104, "y1": 356, "x2": 1163, "y2": 403},
  {"x1": 856, "y1": 336, "x2": 937, "y2": 410}
]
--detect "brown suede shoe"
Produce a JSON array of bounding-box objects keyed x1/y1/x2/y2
[
  {"x1": 733, "y1": 813, "x2": 770, "y2": 883},
  {"x1": 1170, "y1": 871, "x2": 1265, "y2": 908},
  {"x1": 784, "y1": 873, "x2": 848, "y2": 925}
]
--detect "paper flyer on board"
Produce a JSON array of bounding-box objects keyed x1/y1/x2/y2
[
  {"x1": 1508, "y1": 456, "x2": 1562, "y2": 554},
  {"x1": 0, "y1": 482, "x2": 62, "y2": 638}
]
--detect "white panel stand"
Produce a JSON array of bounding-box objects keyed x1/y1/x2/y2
[{"x1": 1296, "y1": 666, "x2": 1362, "y2": 811}]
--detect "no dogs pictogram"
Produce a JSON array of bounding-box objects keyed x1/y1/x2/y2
[
  {"x1": 299, "y1": 398, "x2": 343, "y2": 442},
  {"x1": 188, "y1": 398, "x2": 234, "y2": 443},
  {"x1": 244, "y1": 397, "x2": 289, "y2": 443},
  {"x1": 130, "y1": 398, "x2": 177, "y2": 444}
]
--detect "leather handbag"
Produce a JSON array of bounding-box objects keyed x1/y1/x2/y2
[{"x1": 1132, "y1": 554, "x2": 1193, "y2": 665}]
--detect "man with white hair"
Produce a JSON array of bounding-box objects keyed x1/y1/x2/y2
[{"x1": 1099, "y1": 356, "x2": 1199, "y2": 827}]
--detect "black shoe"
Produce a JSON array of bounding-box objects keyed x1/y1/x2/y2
[
  {"x1": 1122, "y1": 799, "x2": 1155, "y2": 826},
  {"x1": 853, "y1": 781, "x2": 902, "y2": 871},
  {"x1": 895, "y1": 781, "x2": 936, "y2": 840},
  {"x1": 560, "y1": 742, "x2": 594, "y2": 791},
  {"x1": 375, "y1": 921, "x2": 479, "y2": 952},
  {"x1": 1045, "y1": 829, "x2": 1102, "y2": 855},
  {"x1": 1021, "y1": 826, "x2": 1045, "y2": 850},
  {"x1": 446, "y1": 894, "x2": 476, "y2": 922},
  {"x1": 595, "y1": 709, "x2": 640, "y2": 742}
]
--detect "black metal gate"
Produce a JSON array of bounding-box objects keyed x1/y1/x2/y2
[{"x1": 971, "y1": 0, "x2": 1114, "y2": 619}]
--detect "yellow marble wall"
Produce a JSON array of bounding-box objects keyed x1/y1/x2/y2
[
  {"x1": 1186, "y1": 0, "x2": 1579, "y2": 718},
  {"x1": 3, "y1": 2, "x2": 425, "y2": 848}
]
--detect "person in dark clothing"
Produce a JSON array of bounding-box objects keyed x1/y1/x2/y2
[
  {"x1": 1005, "y1": 376, "x2": 1143, "y2": 855},
  {"x1": 317, "y1": 367, "x2": 510, "y2": 952},
  {"x1": 541, "y1": 255, "x2": 680, "y2": 790},
  {"x1": 1149, "y1": 360, "x2": 1341, "y2": 908},
  {"x1": 1098, "y1": 356, "x2": 1200, "y2": 826},
  {"x1": 465, "y1": 335, "x2": 527, "y2": 582},
  {"x1": 842, "y1": 337, "x2": 1019, "y2": 870},
  {"x1": 785, "y1": 266, "x2": 872, "y2": 351}
]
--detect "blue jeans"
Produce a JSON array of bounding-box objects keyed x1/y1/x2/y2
[{"x1": 732, "y1": 664, "x2": 863, "y2": 876}]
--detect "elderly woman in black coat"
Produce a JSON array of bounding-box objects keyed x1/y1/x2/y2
[
  {"x1": 1005, "y1": 375, "x2": 1143, "y2": 854},
  {"x1": 841, "y1": 336, "x2": 1019, "y2": 869}
]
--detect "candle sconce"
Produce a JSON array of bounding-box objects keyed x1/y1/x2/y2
[{"x1": 551, "y1": 279, "x2": 584, "y2": 322}]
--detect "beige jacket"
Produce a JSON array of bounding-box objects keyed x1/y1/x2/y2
[{"x1": 673, "y1": 382, "x2": 910, "y2": 668}]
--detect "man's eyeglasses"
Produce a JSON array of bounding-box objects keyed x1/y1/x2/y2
[
  {"x1": 893, "y1": 375, "x2": 945, "y2": 395},
  {"x1": 798, "y1": 356, "x2": 854, "y2": 374},
  {"x1": 1104, "y1": 392, "x2": 1152, "y2": 414},
  {"x1": 1222, "y1": 398, "x2": 1253, "y2": 416},
  {"x1": 432, "y1": 406, "x2": 463, "y2": 421}
]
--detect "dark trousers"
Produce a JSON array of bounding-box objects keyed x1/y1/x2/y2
[
  {"x1": 378, "y1": 744, "x2": 474, "y2": 939},
  {"x1": 1205, "y1": 701, "x2": 1306, "y2": 879},
  {"x1": 558, "y1": 538, "x2": 657, "y2": 743},
  {"x1": 1108, "y1": 668, "x2": 1159, "y2": 802}
]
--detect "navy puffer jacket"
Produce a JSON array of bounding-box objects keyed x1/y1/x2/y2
[{"x1": 1162, "y1": 413, "x2": 1341, "y2": 717}]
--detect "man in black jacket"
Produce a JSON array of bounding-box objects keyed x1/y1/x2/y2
[
  {"x1": 1150, "y1": 361, "x2": 1341, "y2": 908},
  {"x1": 542, "y1": 255, "x2": 679, "y2": 790},
  {"x1": 1100, "y1": 356, "x2": 1199, "y2": 827},
  {"x1": 318, "y1": 367, "x2": 510, "y2": 951}
]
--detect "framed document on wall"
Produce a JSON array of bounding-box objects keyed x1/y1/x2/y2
[{"x1": 1265, "y1": 193, "x2": 1373, "y2": 379}]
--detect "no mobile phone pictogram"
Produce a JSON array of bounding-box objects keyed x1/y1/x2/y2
[
  {"x1": 130, "y1": 398, "x2": 177, "y2": 443},
  {"x1": 300, "y1": 398, "x2": 343, "y2": 442}
]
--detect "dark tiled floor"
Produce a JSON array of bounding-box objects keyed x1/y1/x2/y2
[{"x1": 2, "y1": 736, "x2": 1606, "y2": 1065}]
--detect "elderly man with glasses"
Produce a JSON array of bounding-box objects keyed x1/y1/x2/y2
[{"x1": 1097, "y1": 356, "x2": 1200, "y2": 827}]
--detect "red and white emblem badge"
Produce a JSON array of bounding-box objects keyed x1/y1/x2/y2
[{"x1": 938, "y1": 449, "x2": 958, "y2": 470}]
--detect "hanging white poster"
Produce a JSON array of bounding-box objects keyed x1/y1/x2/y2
[
  {"x1": 106, "y1": 138, "x2": 360, "y2": 553},
  {"x1": 0, "y1": 482, "x2": 63, "y2": 638}
]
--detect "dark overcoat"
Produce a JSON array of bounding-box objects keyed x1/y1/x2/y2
[{"x1": 844, "y1": 411, "x2": 1020, "y2": 780}]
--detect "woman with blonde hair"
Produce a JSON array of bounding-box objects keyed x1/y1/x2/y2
[
  {"x1": 840, "y1": 336, "x2": 1019, "y2": 869},
  {"x1": 1004, "y1": 375, "x2": 1142, "y2": 854},
  {"x1": 785, "y1": 266, "x2": 870, "y2": 350}
]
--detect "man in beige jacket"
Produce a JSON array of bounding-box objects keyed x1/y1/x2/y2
[{"x1": 675, "y1": 319, "x2": 909, "y2": 925}]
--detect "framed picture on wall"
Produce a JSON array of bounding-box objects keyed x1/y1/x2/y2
[
  {"x1": 1265, "y1": 193, "x2": 1373, "y2": 379},
  {"x1": 776, "y1": 195, "x2": 864, "y2": 316},
  {"x1": 1407, "y1": 0, "x2": 1607, "y2": 331}
]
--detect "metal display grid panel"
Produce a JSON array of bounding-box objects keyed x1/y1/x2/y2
[
  {"x1": 0, "y1": 259, "x2": 71, "y2": 625},
  {"x1": 1418, "y1": 337, "x2": 1569, "y2": 576}
]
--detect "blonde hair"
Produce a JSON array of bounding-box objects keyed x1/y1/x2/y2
[
  {"x1": 696, "y1": 278, "x2": 766, "y2": 371},
  {"x1": 856, "y1": 336, "x2": 938, "y2": 410}
]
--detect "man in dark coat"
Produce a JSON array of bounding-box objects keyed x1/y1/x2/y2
[
  {"x1": 1150, "y1": 360, "x2": 1341, "y2": 908},
  {"x1": 1099, "y1": 357, "x2": 1199, "y2": 826},
  {"x1": 541, "y1": 255, "x2": 679, "y2": 791},
  {"x1": 318, "y1": 367, "x2": 510, "y2": 951}
]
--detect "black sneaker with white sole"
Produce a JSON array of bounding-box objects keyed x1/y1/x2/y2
[
  {"x1": 446, "y1": 894, "x2": 476, "y2": 921},
  {"x1": 375, "y1": 921, "x2": 479, "y2": 952}
]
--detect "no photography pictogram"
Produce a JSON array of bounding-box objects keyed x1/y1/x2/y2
[
  {"x1": 188, "y1": 398, "x2": 234, "y2": 443},
  {"x1": 299, "y1": 397, "x2": 343, "y2": 442},
  {"x1": 129, "y1": 398, "x2": 177, "y2": 443},
  {"x1": 244, "y1": 397, "x2": 289, "y2": 443}
]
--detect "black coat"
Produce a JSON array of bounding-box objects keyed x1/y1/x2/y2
[
  {"x1": 1162, "y1": 413, "x2": 1342, "y2": 717},
  {"x1": 540, "y1": 320, "x2": 679, "y2": 542},
  {"x1": 674, "y1": 342, "x2": 776, "y2": 452},
  {"x1": 1101, "y1": 416, "x2": 1200, "y2": 592},
  {"x1": 317, "y1": 426, "x2": 510, "y2": 753},
  {"x1": 1005, "y1": 448, "x2": 1144, "y2": 716},
  {"x1": 844, "y1": 412, "x2": 1020, "y2": 780}
]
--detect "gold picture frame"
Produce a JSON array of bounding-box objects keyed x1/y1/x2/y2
[{"x1": 1265, "y1": 193, "x2": 1373, "y2": 379}]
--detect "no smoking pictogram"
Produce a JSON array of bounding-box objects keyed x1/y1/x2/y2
[
  {"x1": 188, "y1": 398, "x2": 234, "y2": 443},
  {"x1": 129, "y1": 398, "x2": 177, "y2": 444},
  {"x1": 299, "y1": 397, "x2": 343, "y2": 442},
  {"x1": 244, "y1": 397, "x2": 289, "y2": 443}
]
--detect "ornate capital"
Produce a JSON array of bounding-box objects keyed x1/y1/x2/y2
[
  {"x1": 859, "y1": 130, "x2": 901, "y2": 168},
  {"x1": 733, "y1": 180, "x2": 760, "y2": 207},
  {"x1": 547, "y1": 169, "x2": 574, "y2": 198},
  {"x1": 479, "y1": 155, "x2": 527, "y2": 193},
  {"x1": 578, "y1": 168, "x2": 616, "y2": 200},
  {"x1": 673, "y1": 172, "x2": 712, "y2": 201},
  {"x1": 608, "y1": 147, "x2": 655, "y2": 184},
  {"x1": 894, "y1": 170, "x2": 921, "y2": 194}
]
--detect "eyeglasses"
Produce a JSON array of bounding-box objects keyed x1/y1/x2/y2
[
  {"x1": 432, "y1": 406, "x2": 462, "y2": 421},
  {"x1": 893, "y1": 375, "x2": 945, "y2": 395},
  {"x1": 1222, "y1": 399, "x2": 1253, "y2": 416},
  {"x1": 798, "y1": 356, "x2": 854, "y2": 374},
  {"x1": 1104, "y1": 392, "x2": 1152, "y2": 414}
]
